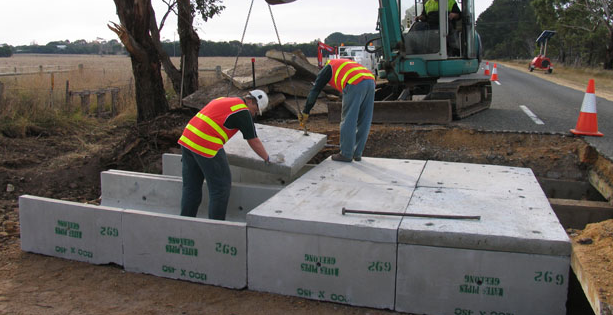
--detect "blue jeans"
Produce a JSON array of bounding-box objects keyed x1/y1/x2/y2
[
  {"x1": 340, "y1": 79, "x2": 375, "y2": 159},
  {"x1": 180, "y1": 146, "x2": 231, "y2": 220}
]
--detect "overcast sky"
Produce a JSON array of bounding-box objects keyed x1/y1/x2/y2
[{"x1": 1, "y1": 0, "x2": 493, "y2": 46}]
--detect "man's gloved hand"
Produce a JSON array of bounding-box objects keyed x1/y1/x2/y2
[
  {"x1": 298, "y1": 113, "x2": 309, "y2": 127},
  {"x1": 265, "y1": 153, "x2": 285, "y2": 165}
]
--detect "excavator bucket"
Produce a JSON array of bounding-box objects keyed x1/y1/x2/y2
[{"x1": 265, "y1": 0, "x2": 296, "y2": 4}]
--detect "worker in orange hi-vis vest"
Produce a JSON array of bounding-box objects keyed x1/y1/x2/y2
[
  {"x1": 299, "y1": 59, "x2": 376, "y2": 162},
  {"x1": 177, "y1": 90, "x2": 274, "y2": 220}
]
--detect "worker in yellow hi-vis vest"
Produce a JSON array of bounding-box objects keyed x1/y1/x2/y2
[
  {"x1": 299, "y1": 59, "x2": 375, "y2": 162},
  {"x1": 177, "y1": 90, "x2": 274, "y2": 220}
]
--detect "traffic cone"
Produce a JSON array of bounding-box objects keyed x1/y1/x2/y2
[
  {"x1": 484, "y1": 61, "x2": 490, "y2": 76},
  {"x1": 489, "y1": 63, "x2": 499, "y2": 81},
  {"x1": 571, "y1": 79, "x2": 603, "y2": 137}
]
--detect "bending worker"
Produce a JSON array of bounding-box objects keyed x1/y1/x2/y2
[
  {"x1": 177, "y1": 90, "x2": 272, "y2": 220},
  {"x1": 299, "y1": 59, "x2": 375, "y2": 162}
]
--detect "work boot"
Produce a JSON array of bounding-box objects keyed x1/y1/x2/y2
[
  {"x1": 353, "y1": 156, "x2": 361, "y2": 161},
  {"x1": 331, "y1": 153, "x2": 352, "y2": 162}
]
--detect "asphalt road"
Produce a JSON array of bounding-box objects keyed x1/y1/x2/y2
[{"x1": 452, "y1": 63, "x2": 613, "y2": 159}]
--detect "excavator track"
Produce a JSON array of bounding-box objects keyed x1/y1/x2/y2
[{"x1": 426, "y1": 79, "x2": 492, "y2": 119}]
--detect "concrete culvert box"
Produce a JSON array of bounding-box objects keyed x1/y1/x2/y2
[
  {"x1": 395, "y1": 161, "x2": 571, "y2": 315},
  {"x1": 19, "y1": 195, "x2": 124, "y2": 266},
  {"x1": 247, "y1": 157, "x2": 427, "y2": 310}
]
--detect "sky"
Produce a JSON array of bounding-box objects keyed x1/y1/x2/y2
[{"x1": 0, "y1": 0, "x2": 493, "y2": 46}]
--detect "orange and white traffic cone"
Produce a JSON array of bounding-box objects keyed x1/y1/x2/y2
[
  {"x1": 484, "y1": 61, "x2": 490, "y2": 76},
  {"x1": 490, "y1": 63, "x2": 499, "y2": 81},
  {"x1": 570, "y1": 79, "x2": 603, "y2": 137}
]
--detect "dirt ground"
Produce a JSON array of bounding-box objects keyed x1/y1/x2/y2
[{"x1": 0, "y1": 103, "x2": 608, "y2": 314}]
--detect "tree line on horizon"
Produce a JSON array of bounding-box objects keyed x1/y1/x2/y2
[
  {"x1": 3, "y1": 0, "x2": 610, "y2": 70},
  {"x1": 0, "y1": 31, "x2": 376, "y2": 59}
]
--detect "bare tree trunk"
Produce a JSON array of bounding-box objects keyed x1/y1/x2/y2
[
  {"x1": 149, "y1": 4, "x2": 182, "y2": 96},
  {"x1": 177, "y1": 0, "x2": 200, "y2": 96},
  {"x1": 605, "y1": 31, "x2": 613, "y2": 70},
  {"x1": 149, "y1": 0, "x2": 199, "y2": 98},
  {"x1": 111, "y1": 0, "x2": 169, "y2": 122}
]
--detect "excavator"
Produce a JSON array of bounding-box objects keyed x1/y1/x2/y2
[{"x1": 267, "y1": 0, "x2": 491, "y2": 123}]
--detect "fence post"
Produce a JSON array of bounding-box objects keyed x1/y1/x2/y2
[
  {"x1": 215, "y1": 65, "x2": 221, "y2": 79},
  {"x1": 110, "y1": 88, "x2": 120, "y2": 117},
  {"x1": 80, "y1": 91, "x2": 91, "y2": 115},
  {"x1": 0, "y1": 81, "x2": 4, "y2": 109},
  {"x1": 65, "y1": 80, "x2": 71, "y2": 110},
  {"x1": 49, "y1": 72, "x2": 55, "y2": 108},
  {"x1": 96, "y1": 90, "x2": 106, "y2": 117}
]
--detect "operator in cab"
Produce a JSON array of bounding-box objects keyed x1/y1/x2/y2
[{"x1": 415, "y1": 0, "x2": 461, "y2": 30}]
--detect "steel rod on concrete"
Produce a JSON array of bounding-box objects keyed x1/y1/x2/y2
[{"x1": 341, "y1": 207, "x2": 481, "y2": 220}]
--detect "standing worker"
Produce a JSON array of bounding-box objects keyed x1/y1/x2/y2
[
  {"x1": 178, "y1": 90, "x2": 272, "y2": 220},
  {"x1": 299, "y1": 59, "x2": 375, "y2": 162}
]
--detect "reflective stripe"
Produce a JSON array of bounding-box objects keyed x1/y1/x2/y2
[
  {"x1": 186, "y1": 124, "x2": 223, "y2": 145},
  {"x1": 333, "y1": 61, "x2": 354, "y2": 89},
  {"x1": 196, "y1": 112, "x2": 229, "y2": 143},
  {"x1": 347, "y1": 72, "x2": 375, "y2": 85},
  {"x1": 341, "y1": 66, "x2": 374, "y2": 87},
  {"x1": 179, "y1": 135, "x2": 217, "y2": 156},
  {"x1": 231, "y1": 104, "x2": 248, "y2": 111},
  {"x1": 581, "y1": 93, "x2": 597, "y2": 113}
]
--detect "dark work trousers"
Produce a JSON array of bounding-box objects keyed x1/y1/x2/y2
[{"x1": 180, "y1": 146, "x2": 232, "y2": 220}]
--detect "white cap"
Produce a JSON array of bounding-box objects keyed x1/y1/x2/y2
[{"x1": 249, "y1": 89, "x2": 269, "y2": 115}]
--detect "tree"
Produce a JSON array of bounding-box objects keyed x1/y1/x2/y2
[
  {"x1": 0, "y1": 45, "x2": 13, "y2": 58},
  {"x1": 109, "y1": 0, "x2": 169, "y2": 122},
  {"x1": 533, "y1": 0, "x2": 613, "y2": 69},
  {"x1": 150, "y1": 0, "x2": 225, "y2": 98},
  {"x1": 476, "y1": 0, "x2": 540, "y2": 59}
]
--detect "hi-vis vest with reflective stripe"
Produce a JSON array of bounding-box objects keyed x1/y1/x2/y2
[
  {"x1": 326, "y1": 59, "x2": 375, "y2": 92},
  {"x1": 178, "y1": 97, "x2": 249, "y2": 158},
  {"x1": 425, "y1": 0, "x2": 456, "y2": 14}
]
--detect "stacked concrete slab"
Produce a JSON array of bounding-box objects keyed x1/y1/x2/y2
[{"x1": 247, "y1": 158, "x2": 571, "y2": 314}]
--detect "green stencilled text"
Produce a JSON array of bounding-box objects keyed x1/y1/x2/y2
[
  {"x1": 459, "y1": 274, "x2": 504, "y2": 297},
  {"x1": 165, "y1": 236, "x2": 198, "y2": 257},
  {"x1": 300, "y1": 254, "x2": 339, "y2": 277},
  {"x1": 55, "y1": 220, "x2": 82, "y2": 239}
]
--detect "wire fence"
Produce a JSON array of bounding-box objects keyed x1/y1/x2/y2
[{"x1": 0, "y1": 64, "x2": 222, "y2": 119}]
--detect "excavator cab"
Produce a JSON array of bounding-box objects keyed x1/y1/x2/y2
[{"x1": 367, "y1": 0, "x2": 491, "y2": 120}]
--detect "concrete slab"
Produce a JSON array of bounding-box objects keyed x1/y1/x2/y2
[
  {"x1": 395, "y1": 244, "x2": 569, "y2": 315},
  {"x1": 300, "y1": 157, "x2": 425, "y2": 187},
  {"x1": 162, "y1": 153, "x2": 313, "y2": 186},
  {"x1": 398, "y1": 187, "x2": 571, "y2": 256},
  {"x1": 248, "y1": 227, "x2": 397, "y2": 309},
  {"x1": 122, "y1": 209, "x2": 247, "y2": 289},
  {"x1": 418, "y1": 160, "x2": 545, "y2": 197},
  {"x1": 222, "y1": 58, "x2": 295, "y2": 90},
  {"x1": 224, "y1": 123, "x2": 326, "y2": 177},
  {"x1": 101, "y1": 170, "x2": 281, "y2": 222},
  {"x1": 247, "y1": 158, "x2": 425, "y2": 243},
  {"x1": 19, "y1": 195, "x2": 123, "y2": 265}
]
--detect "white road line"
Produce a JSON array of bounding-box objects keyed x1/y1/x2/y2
[
  {"x1": 520, "y1": 105, "x2": 544, "y2": 125},
  {"x1": 493, "y1": 81, "x2": 501, "y2": 85}
]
